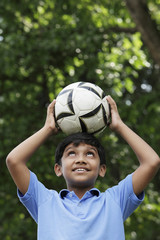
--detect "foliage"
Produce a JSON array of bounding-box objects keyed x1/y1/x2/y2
[{"x1": 0, "y1": 0, "x2": 160, "y2": 239}]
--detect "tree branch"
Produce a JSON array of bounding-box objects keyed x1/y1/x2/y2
[
  {"x1": 109, "y1": 26, "x2": 137, "y2": 34},
  {"x1": 125, "y1": 0, "x2": 160, "y2": 67}
]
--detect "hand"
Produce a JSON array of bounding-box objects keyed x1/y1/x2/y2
[
  {"x1": 44, "y1": 100, "x2": 59, "y2": 134},
  {"x1": 106, "y1": 95, "x2": 123, "y2": 132}
]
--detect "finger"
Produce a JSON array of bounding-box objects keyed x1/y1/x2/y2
[
  {"x1": 50, "y1": 99, "x2": 56, "y2": 107},
  {"x1": 106, "y1": 95, "x2": 117, "y2": 111},
  {"x1": 106, "y1": 95, "x2": 114, "y2": 103},
  {"x1": 48, "y1": 99, "x2": 56, "y2": 114}
]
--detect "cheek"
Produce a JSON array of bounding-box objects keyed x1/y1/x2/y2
[{"x1": 61, "y1": 163, "x2": 71, "y2": 176}]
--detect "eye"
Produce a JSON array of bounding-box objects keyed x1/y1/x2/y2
[
  {"x1": 68, "y1": 151, "x2": 76, "y2": 156},
  {"x1": 87, "y1": 151, "x2": 94, "y2": 157}
]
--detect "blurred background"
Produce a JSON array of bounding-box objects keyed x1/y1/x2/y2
[{"x1": 0, "y1": 0, "x2": 160, "y2": 239}]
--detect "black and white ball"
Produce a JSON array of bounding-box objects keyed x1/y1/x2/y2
[{"x1": 55, "y1": 82, "x2": 110, "y2": 135}]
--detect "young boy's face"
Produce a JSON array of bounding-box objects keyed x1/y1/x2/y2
[{"x1": 54, "y1": 142, "x2": 106, "y2": 191}]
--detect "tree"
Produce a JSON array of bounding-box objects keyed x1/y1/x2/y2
[{"x1": 126, "y1": 0, "x2": 160, "y2": 66}]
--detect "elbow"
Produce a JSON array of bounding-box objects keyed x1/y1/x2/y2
[
  {"x1": 156, "y1": 157, "x2": 160, "y2": 168},
  {"x1": 151, "y1": 155, "x2": 160, "y2": 170},
  {"x1": 6, "y1": 153, "x2": 17, "y2": 169},
  {"x1": 141, "y1": 154, "x2": 160, "y2": 172}
]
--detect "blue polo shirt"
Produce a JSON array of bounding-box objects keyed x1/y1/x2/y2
[{"x1": 18, "y1": 171, "x2": 144, "y2": 240}]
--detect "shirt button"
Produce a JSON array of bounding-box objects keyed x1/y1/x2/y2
[
  {"x1": 69, "y1": 193, "x2": 73, "y2": 197},
  {"x1": 78, "y1": 202, "x2": 82, "y2": 206}
]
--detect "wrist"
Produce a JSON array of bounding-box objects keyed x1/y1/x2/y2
[
  {"x1": 42, "y1": 125, "x2": 57, "y2": 137},
  {"x1": 111, "y1": 120, "x2": 126, "y2": 133}
]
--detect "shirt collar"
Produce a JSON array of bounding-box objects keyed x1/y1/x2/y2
[
  {"x1": 59, "y1": 188, "x2": 100, "y2": 199},
  {"x1": 90, "y1": 188, "x2": 100, "y2": 197},
  {"x1": 59, "y1": 189, "x2": 70, "y2": 199}
]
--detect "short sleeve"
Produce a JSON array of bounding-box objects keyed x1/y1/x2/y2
[
  {"x1": 107, "y1": 174, "x2": 144, "y2": 221},
  {"x1": 17, "y1": 171, "x2": 52, "y2": 223}
]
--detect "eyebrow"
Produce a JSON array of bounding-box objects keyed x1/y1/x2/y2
[
  {"x1": 64, "y1": 146, "x2": 74, "y2": 153},
  {"x1": 88, "y1": 147, "x2": 97, "y2": 153},
  {"x1": 64, "y1": 145, "x2": 98, "y2": 153}
]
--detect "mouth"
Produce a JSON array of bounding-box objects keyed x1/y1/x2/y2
[{"x1": 72, "y1": 168, "x2": 89, "y2": 172}]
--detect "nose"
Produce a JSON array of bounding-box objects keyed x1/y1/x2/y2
[{"x1": 75, "y1": 156, "x2": 87, "y2": 165}]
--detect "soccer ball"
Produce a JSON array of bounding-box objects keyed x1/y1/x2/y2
[{"x1": 54, "y1": 82, "x2": 110, "y2": 135}]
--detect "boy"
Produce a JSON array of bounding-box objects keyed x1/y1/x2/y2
[{"x1": 6, "y1": 95, "x2": 160, "y2": 240}]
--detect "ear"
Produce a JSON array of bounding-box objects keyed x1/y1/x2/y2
[
  {"x1": 98, "y1": 164, "x2": 106, "y2": 177},
  {"x1": 54, "y1": 163, "x2": 63, "y2": 177}
]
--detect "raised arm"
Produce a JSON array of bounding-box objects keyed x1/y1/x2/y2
[
  {"x1": 6, "y1": 100, "x2": 58, "y2": 195},
  {"x1": 106, "y1": 95, "x2": 160, "y2": 196}
]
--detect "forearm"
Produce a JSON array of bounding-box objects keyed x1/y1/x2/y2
[
  {"x1": 115, "y1": 121, "x2": 159, "y2": 167},
  {"x1": 6, "y1": 126, "x2": 53, "y2": 166}
]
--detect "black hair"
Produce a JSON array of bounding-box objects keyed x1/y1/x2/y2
[{"x1": 55, "y1": 132, "x2": 106, "y2": 165}]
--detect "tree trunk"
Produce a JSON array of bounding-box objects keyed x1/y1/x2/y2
[{"x1": 126, "y1": 0, "x2": 160, "y2": 67}]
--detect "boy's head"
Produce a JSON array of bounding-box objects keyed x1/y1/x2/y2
[
  {"x1": 54, "y1": 132, "x2": 106, "y2": 191},
  {"x1": 55, "y1": 132, "x2": 106, "y2": 166}
]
